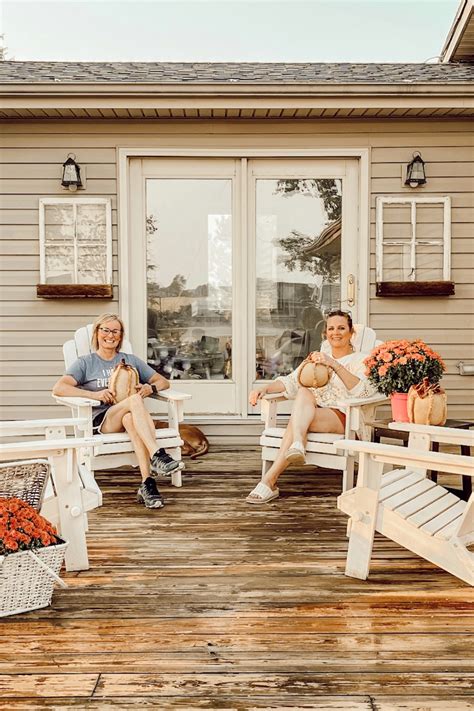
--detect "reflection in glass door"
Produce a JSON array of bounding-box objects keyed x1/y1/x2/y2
[
  {"x1": 136, "y1": 158, "x2": 240, "y2": 414},
  {"x1": 255, "y1": 177, "x2": 342, "y2": 380},
  {"x1": 248, "y1": 159, "x2": 358, "y2": 413},
  {"x1": 146, "y1": 179, "x2": 232, "y2": 382}
]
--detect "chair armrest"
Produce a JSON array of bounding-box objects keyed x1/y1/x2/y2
[
  {"x1": 153, "y1": 388, "x2": 192, "y2": 402},
  {"x1": 337, "y1": 394, "x2": 388, "y2": 409},
  {"x1": 0, "y1": 436, "x2": 103, "y2": 461},
  {"x1": 388, "y1": 421, "x2": 474, "y2": 447},
  {"x1": 0, "y1": 418, "x2": 89, "y2": 438},
  {"x1": 334, "y1": 438, "x2": 474, "y2": 477},
  {"x1": 53, "y1": 395, "x2": 97, "y2": 408},
  {"x1": 261, "y1": 393, "x2": 288, "y2": 402},
  {"x1": 150, "y1": 388, "x2": 191, "y2": 428}
]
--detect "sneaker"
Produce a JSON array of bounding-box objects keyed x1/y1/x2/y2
[
  {"x1": 150, "y1": 448, "x2": 184, "y2": 476},
  {"x1": 285, "y1": 441, "x2": 306, "y2": 465},
  {"x1": 137, "y1": 477, "x2": 164, "y2": 509}
]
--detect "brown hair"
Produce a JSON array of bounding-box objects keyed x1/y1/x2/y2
[
  {"x1": 323, "y1": 309, "x2": 354, "y2": 339},
  {"x1": 91, "y1": 313, "x2": 125, "y2": 352}
]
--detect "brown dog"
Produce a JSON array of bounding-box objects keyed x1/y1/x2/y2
[{"x1": 154, "y1": 421, "x2": 209, "y2": 459}]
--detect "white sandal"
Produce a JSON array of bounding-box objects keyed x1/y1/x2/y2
[
  {"x1": 246, "y1": 481, "x2": 279, "y2": 504},
  {"x1": 286, "y1": 441, "x2": 306, "y2": 465}
]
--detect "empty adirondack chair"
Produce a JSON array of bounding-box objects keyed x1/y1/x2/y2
[
  {"x1": 54, "y1": 324, "x2": 191, "y2": 488},
  {"x1": 259, "y1": 324, "x2": 387, "y2": 492},
  {"x1": 0, "y1": 420, "x2": 102, "y2": 571},
  {"x1": 336, "y1": 423, "x2": 474, "y2": 586}
]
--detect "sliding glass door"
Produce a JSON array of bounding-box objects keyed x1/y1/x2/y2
[{"x1": 128, "y1": 157, "x2": 359, "y2": 416}]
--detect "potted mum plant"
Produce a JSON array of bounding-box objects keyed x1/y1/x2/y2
[
  {"x1": 364, "y1": 339, "x2": 446, "y2": 422},
  {"x1": 0, "y1": 497, "x2": 68, "y2": 617}
]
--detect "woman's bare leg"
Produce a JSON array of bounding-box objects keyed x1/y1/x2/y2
[
  {"x1": 290, "y1": 387, "x2": 320, "y2": 446},
  {"x1": 101, "y1": 394, "x2": 157, "y2": 456},
  {"x1": 247, "y1": 389, "x2": 317, "y2": 502},
  {"x1": 308, "y1": 408, "x2": 345, "y2": 435},
  {"x1": 246, "y1": 398, "x2": 344, "y2": 503},
  {"x1": 121, "y1": 413, "x2": 151, "y2": 481}
]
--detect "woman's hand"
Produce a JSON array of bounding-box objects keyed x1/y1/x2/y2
[
  {"x1": 95, "y1": 388, "x2": 116, "y2": 405},
  {"x1": 135, "y1": 383, "x2": 153, "y2": 399},
  {"x1": 249, "y1": 386, "x2": 269, "y2": 406},
  {"x1": 310, "y1": 351, "x2": 342, "y2": 374}
]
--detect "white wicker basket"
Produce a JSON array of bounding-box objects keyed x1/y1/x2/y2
[{"x1": 0, "y1": 539, "x2": 68, "y2": 617}]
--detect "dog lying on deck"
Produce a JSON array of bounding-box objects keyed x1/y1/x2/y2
[{"x1": 154, "y1": 421, "x2": 209, "y2": 459}]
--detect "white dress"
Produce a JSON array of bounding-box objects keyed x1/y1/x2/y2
[{"x1": 275, "y1": 351, "x2": 377, "y2": 414}]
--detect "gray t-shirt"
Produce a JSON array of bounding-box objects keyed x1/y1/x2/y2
[{"x1": 66, "y1": 352, "x2": 156, "y2": 414}]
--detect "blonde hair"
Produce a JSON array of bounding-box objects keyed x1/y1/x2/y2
[{"x1": 91, "y1": 313, "x2": 125, "y2": 352}]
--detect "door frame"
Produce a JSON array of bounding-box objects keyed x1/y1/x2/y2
[{"x1": 119, "y1": 147, "x2": 369, "y2": 417}]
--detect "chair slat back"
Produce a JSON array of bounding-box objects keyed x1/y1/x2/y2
[
  {"x1": 355, "y1": 325, "x2": 380, "y2": 353},
  {"x1": 63, "y1": 324, "x2": 133, "y2": 369},
  {"x1": 321, "y1": 323, "x2": 379, "y2": 355}
]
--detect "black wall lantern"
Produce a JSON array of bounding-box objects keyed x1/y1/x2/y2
[
  {"x1": 61, "y1": 153, "x2": 82, "y2": 191},
  {"x1": 405, "y1": 151, "x2": 427, "y2": 188}
]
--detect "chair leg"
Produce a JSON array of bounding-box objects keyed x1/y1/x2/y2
[
  {"x1": 344, "y1": 456, "x2": 383, "y2": 580},
  {"x1": 168, "y1": 447, "x2": 183, "y2": 488},
  {"x1": 342, "y1": 458, "x2": 355, "y2": 492},
  {"x1": 461, "y1": 445, "x2": 472, "y2": 500},
  {"x1": 429, "y1": 441, "x2": 439, "y2": 483},
  {"x1": 261, "y1": 459, "x2": 272, "y2": 479},
  {"x1": 51, "y1": 449, "x2": 90, "y2": 572},
  {"x1": 171, "y1": 469, "x2": 182, "y2": 488}
]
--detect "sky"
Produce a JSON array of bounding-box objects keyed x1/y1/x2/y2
[{"x1": 1, "y1": 0, "x2": 460, "y2": 63}]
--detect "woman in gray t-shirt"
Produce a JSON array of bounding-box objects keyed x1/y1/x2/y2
[{"x1": 53, "y1": 312, "x2": 183, "y2": 509}]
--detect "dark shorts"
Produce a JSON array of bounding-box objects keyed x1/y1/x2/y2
[{"x1": 92, "y1": 407, "x2": 110, "y2": 434}]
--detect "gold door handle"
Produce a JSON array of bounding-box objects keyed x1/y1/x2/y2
[{"x1": 347, "y1": 274, "x2": 355, "y2": 307}]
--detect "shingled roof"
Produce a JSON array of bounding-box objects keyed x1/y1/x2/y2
[{"x1": 1, "y1": 61, "x2": 474, "y2": 84}]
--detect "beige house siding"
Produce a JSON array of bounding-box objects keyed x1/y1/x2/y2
[{"x1": 0, "y1": 119, "x2": 473, "y2": 421}]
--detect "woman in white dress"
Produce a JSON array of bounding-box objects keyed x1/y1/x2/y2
[{"x1": 246, "y1": 310, "x2": 376, "y2": 504}]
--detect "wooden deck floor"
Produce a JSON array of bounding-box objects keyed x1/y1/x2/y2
[{"x1": 1, "y1": 447, "x2": 473, "y2": 710}]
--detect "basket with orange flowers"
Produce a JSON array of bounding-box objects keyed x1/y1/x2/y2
[
  {"x1": 0, "y1": 495, "x2": 68, "y2": 617},
  {"x1": 364, "y1": 339, "x2": 447, "y2": 422}
]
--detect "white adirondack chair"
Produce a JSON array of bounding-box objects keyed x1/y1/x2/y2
[
  {"x1": 336, "y1": 423, "x2": 474, "y2": 586},
  {"x1": 0, "y1": 420, "x2": 102, "y2": 572},
  {"x1": 259, "y1": 324, "x2": 386, "y2": 492},
  {"x1": 54, "y1": 324, "x2": 191, "y2": 488}
]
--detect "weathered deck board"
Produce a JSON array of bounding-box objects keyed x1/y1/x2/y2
[{"x1": 1, "y1": 446, "x2": 473, "y2": 707}]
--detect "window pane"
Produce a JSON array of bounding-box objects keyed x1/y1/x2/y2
[
  {"x1": 415, "y1": 243, "x2": 444, "y2": 281},
  {"x1": 255, "y1": 178, "x2": 342, "y2": 379},
  {"x1": 44, "y1": 204, "x2": 74, "y2": 243},
  {"x1": 77, "y1": 245, "x2": 108, "y2": 284},
  {"x1": 45, "y1": 246, "x2": 74, "y2": 283},
  {"x1": 383, "y1": 243, "x2": 413, "y2": 281},
  {"x1": 76, "y1": 204, "x2": 107, "y2": 244},
  {"x1": 146, "y1": 179, "x2": 232, "y2": 381}
]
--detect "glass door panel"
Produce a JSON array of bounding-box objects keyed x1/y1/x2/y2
[
  {"x1": 132, "y1": 158, "x2": 240, "y2": 414},
  {"x1": 255, "y1": 177, "x2": 342, "y2": 380},
  {"x1": 248, "y1": 159, "x2": 358, "y2": 414},
  {"x1": 146, "y1": 179, "x2": 232, "y2": 382}
]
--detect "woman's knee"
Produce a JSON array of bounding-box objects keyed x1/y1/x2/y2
[
  {"x1": 128, "y1": 393, "x2": 144, "y2": 408},
  {"x1": 122, "y1": 412, "x2": 135, "y2": 430},
  {"x1": 295, "y1": 387, "x2": 314, "y2": 405}
]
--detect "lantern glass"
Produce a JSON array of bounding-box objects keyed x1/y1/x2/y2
[
  {"x1": 61, "y1": 156, "x2": 82, "y2": 189},
  {"x1": 405, "y1": 153, "x2": 426, "y2": 187}
]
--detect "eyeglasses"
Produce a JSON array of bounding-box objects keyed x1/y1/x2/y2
[{"x1": 99, "y1": 327, "x2": 122, "y2": 336}]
